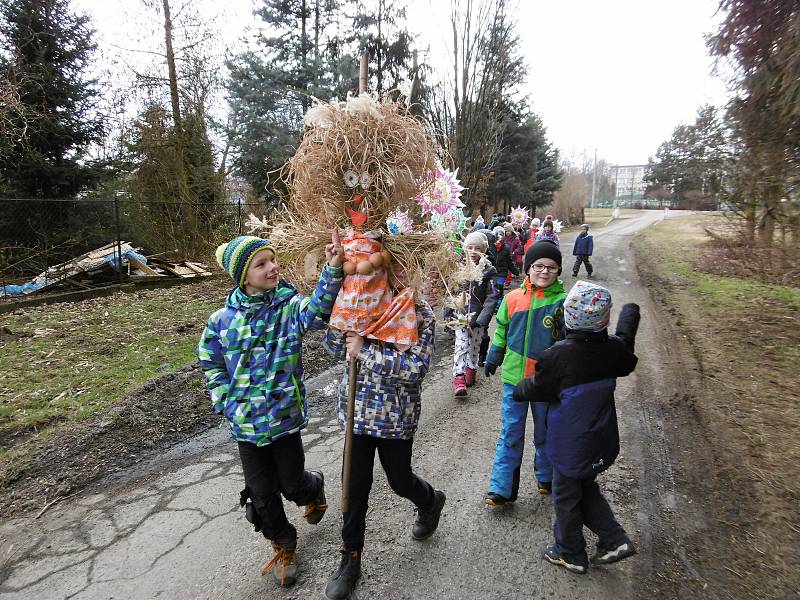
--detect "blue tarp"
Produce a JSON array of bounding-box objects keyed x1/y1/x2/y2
[{"x1": 2, "y1": 245, "x2": 149, "y2": 297}]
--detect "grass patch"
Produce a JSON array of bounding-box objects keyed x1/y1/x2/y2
[
  {"x1": 0, "y1": 278, "x2": 231, "y2": 452},
  {"x1": 633, "y1": 214, "x2": 800, "y2": 597},
  {"x1": 583, "y1": 207, "x2": 641, "y2": 229}
]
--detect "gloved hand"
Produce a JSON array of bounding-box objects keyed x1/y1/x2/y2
[
  {"x1": 484, "y1": 361, "x2": 499, "y2": 377},
  {"x1": 512, "y1": 378, "x2": 534, "y2": 402}
]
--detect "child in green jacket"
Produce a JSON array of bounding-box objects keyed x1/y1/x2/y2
[
  {"x1": 483, "y1": 241, "x2": 567, "y2": 506},
  {"x1": 197, "y1": 233, "x2": 343, "y2": 587}
]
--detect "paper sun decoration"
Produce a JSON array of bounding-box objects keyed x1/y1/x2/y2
[
  {"x1": 509, "y1": 205, "x2": 530, "y2": 227},
  {"x1": 416, "y1": 166, "x2": 465, "y2": 215},
  {"x1": 551, "y1": 219, "x2": 564, "y2": 233},
  {"x1": 429, "y1": 205, "x2": 467, "y2": 233},
  {"x1": 386, "y1": 209, "x2": 413, "y2": 234}
]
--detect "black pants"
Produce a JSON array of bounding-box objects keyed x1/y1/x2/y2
[
  {"x1": 238, "y1": 432, "x2": 321, "y2": 543},
  {"x1": 552, "y1": 469, "x2": 629, "y2": 561},
  {"x1": 572, "y1": 254, "x2": 593, "y2": 275},
  {"x1": 342, "y1": 434, "x2": 435, "y2": 551}
]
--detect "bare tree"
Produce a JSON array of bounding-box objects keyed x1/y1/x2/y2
[{"x1": 423, "y1": 0, "x2": 525, "y2": 212}]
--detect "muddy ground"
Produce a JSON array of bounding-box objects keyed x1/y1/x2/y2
[{"x1": 0, "y1": 329, "x2": 336, "y2": 518}]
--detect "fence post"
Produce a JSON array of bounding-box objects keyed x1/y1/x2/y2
[
  {"x1": 237, "y1": 196, "x2": 243, "y2": 235},
  {"x1": 113, "y1": 196, "x2": 123, "y2": 284}
]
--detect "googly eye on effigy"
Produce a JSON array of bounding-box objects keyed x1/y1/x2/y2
[
  {"x1": 343, "y1": 169, "x2": 359, "y2": 188},
  {"x1": 359, "y1": 171, "x2": 371, "y2": 188}
]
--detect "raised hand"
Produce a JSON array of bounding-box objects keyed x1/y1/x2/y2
[{"x1": 325, "y1": 228, "x2": 345, "y2": 268}]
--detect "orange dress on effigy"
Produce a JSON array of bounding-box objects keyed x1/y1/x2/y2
[{"x1": 329, "y1": 233, "x2": 418, "y2": 345}]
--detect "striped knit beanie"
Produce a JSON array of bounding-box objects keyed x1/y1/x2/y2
[
  {"x1": 215, "y1": 236, "x2": 275, "y2": 289},
  {"x1": 564, "y1": 280, "x2": 612, "y2": 332}
]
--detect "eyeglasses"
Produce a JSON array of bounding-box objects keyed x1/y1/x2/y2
[{"x1": 531, "y1": 263, "x2": 559, "y2": 273}]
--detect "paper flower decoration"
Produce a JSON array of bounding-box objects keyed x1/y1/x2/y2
[
  {"x1": 429, "y1": 205, "x2": 467, "y2": 233},
  {"x1": 416, "y1": 166, "x2": 465, "y2": 215},
  {"x1": 509, "y1": 205, "x2": 530, "y2": 227},
  {"x1": 386, "y1": 209, "x2": 413, "y2": 234},
  {"x1": 552, "y1": 219, "x2": 564, "y2": 233}
]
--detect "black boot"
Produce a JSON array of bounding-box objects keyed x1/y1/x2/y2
[
  {"x1": 325, "y1": 548, "x2": 362, "y2": 600},
  {"x1": 412, "y1": 490, "x2": 446, "y2": 540},
  {"x1": 478, "y1": 335, "x2": 490, "y2": 367}
]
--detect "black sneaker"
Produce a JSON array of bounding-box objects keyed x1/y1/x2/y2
[
  {"x1": 412, "y1": 490, "x2": 446, "y2": 540},
  {"x1": 484, "y1": 492, "x2": 514, "y2": 508},
  {"x1": 591, "y1": 541, "x2": 637, "y2": 565},
  {"x1": 543, "y1": 545, "x2": 588, "y2": 574}
]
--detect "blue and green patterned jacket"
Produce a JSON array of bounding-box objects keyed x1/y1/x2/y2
[{"x1": 197, "y1": 266, "x2": 344, "y2": 446}]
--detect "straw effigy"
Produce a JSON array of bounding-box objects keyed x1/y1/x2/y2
[{"x1": 247, "y1": 94, "x2": 462, "y2": 298}]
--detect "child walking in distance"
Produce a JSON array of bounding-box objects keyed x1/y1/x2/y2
[
  {"x1": 483, "y1": 241, "x2": 567, "y2": 506},
  {"x1": 492, "y1": 226, "x2": 518, "y2": 288},
  {"x1": 572, "y1": 224, "x2": 594, "y2": 277},
  {"x1": 514, "y1": 281, "x2": 640, "y2": 574},
  {"x1": 453, "y1": 231, "x2": 500, "y2": 397},
  {"x1": 322, "y1": 300, "x2": 445, "y2": 600},
  {"x1": 197, "y1": 233, "x2": 344, "y2": 587},
  {"x1": 535, "y1": 220, "x2": 560, "y2": 246}
]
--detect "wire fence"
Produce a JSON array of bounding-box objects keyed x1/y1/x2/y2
[{"x1": 0, "y1": 197, "x2": 274, "y2": 299}]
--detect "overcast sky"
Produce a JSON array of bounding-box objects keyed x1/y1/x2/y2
[{"x1": 76, "y1": 0, "x2": 731, "y2": 166}]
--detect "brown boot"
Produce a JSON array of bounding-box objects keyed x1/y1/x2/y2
[
  {"x1": 303, "y1": 470, "x2": 328, "y2": 525},
  {"x1": 261, "y1": 539, "x2": 297, "y2": 587}
]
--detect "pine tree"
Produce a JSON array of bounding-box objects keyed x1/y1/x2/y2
[
  {"x1": 226, "y1": 0, "x2": 355, "y2": 198},
  {"x1": 0, "y1": 0, "x2": 105, "y2": 198}
]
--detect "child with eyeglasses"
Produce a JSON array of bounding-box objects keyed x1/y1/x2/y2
[{"x1": 483, "y1": 240, "x2": 567, "y2": 507}]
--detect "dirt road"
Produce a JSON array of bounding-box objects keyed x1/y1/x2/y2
[{"x1": 0, "y1": 210, "x2": 693, "y2": 600}]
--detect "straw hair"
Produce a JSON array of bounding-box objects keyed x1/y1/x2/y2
[{"x1": 283, "y1": 94, "x2": 438, "y2": 231}]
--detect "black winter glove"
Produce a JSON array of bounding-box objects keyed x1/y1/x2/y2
[
  {"x1": 513, "y1": 377, "x2": 535, "y2": 402},
  {"x1": 484, "y1": 361, "x2": 498, "y2": 377}
]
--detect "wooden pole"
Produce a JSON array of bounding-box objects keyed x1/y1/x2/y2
[
  {"x1": 359, "y1": 51, "x2": 369, "y2": 95},
  {"x1": 341, "y1": 52, "x2": 369, "y2": 515},
  {"x1": 341, "y1": 354, "x2": 358, "y2": 513}
]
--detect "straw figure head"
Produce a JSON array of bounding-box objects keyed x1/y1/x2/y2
[{"x1": 285, "y1": 93, "x2": 438, "y2": 231}]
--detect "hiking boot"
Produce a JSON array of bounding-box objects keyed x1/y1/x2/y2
[
  {"x1": 303, "y1": 470, "x2": 328, "y2": 525},
  {"x1": 325, "y1": 548, "x2": 362, "y2": 600},
  {"x1": 484, "y1": 492, "x2": 513, "y2": 508},
  {"x1": 261, "y1": 539, "x2": 297, "y2": 586},
  {"x1": 412, "y1": 490, "x2": 446, "y2": 540},
  {"x1": 465, "y1": 367, "x2": 476, "y2": 387},
  {"x1": 453, "y1": 375, "x2": 467, "y2": 397},
  {"x1": 591, "y1": 541, "x2": 637, "y2": 565},
  {"x1": 543, "y1": 544, "x2": 588, "y2": 575},
  {"x1": 537, "y1": 481, "x2": 552, "y2": 495}
]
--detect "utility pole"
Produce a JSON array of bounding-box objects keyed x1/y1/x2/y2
[{"x1": 590, "y1": 148, "x2": 597, "y2": 209}]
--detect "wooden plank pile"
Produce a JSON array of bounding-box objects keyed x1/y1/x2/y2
[{"x1": 1, "y1": 242, "x2": 213, "y2": 298}]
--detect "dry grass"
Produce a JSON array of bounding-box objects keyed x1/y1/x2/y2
[{"x1": 633, "y1": 214, "x2": 800, "y2": 598}]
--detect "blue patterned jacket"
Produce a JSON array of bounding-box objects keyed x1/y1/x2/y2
[
  {"x1": 323, "y1": 301, "x2": 436, "y2": 440},
  {"x1": 197, "y1": 266, "x2": 343, "y2": 446}
]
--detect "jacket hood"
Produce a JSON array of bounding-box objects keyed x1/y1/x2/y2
[{"x1": 226, "y1": 280, "x2": 297, "y2": 311}]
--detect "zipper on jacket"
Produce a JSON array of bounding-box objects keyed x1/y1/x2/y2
[{"x1": 521, "y1": 281, "x2": 534, "y2": 381}]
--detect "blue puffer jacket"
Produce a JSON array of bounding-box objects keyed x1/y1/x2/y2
[
  {"x1": 323, "y1": 301, "x2": 435, "y2": 440},
  {"x1": 197, "y1": 266, "x2": 343, "y2": 446},
  {"x1": 514, "y1": 304, "x2": 640, "y2": 478},
  {"x1": 572, "y1": 232, "x2": 594, "y2": 256}
]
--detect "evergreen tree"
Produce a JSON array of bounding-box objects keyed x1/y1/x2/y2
[
  {"x1": 348, "y1": 0, "x2": 412, "y2": 96},
  {"x1": 644, "y1": 105, "x2": 728, "y2": 208},
  {"x1": 0, "y1": 0, "x2": 105, "y2": 198},
  {"x1": 226, "y1": 0, "x2": 355, "y2": 199},
  {"x1": 487, "y1": 112, "x2": 562, "y2": 215}
]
